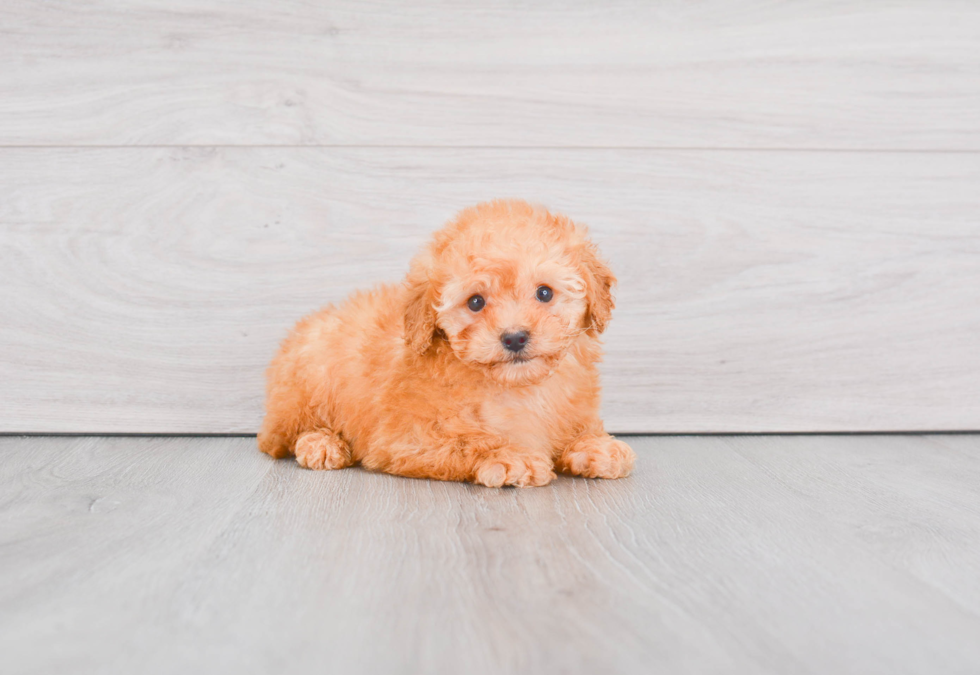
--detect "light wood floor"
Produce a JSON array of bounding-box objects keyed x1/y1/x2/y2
[{"x1": 2, "y1": 435, "x2": 979, "y2": 674}]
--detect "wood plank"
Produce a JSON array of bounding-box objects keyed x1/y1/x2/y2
[
  {"x1": 2, "y1": 435, "x2": 980, "y2": 674},
  {"x1": 2, "y1": 147, "x2": 979, "y2": 433},
  {"x1": 725, "y1": 434, "x2": 980, "y2": 617},
  {"x1": 2, "y1": 1, "x2": 979, "y2": 148}
]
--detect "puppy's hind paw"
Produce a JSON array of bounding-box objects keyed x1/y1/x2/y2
[
  {"x1": 473, "y1": 451, "x2": 555, "y2": 488},
  {"x1": 294, "y1": 430, "x2": 352, "y2": 471}
]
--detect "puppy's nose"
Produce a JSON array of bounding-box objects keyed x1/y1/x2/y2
[{"x1": 501, "y1": 330, "x2": 529, "y2": 353}]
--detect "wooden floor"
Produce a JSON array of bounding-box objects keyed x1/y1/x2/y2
[{"x1": 2, "y1": 435, "x2": 979, "y2": 674}]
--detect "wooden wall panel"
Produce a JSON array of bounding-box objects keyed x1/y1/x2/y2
[
  {"x1": 2, "y1": 148, "x2": 978, "y2": 433},
  {"x1": 1, "y1": 1, "x2": 978, "y2": 148}
]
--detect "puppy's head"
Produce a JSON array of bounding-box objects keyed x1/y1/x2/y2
[{"x1": 404, "y1": 200, "x2": 615, "y2": 386}]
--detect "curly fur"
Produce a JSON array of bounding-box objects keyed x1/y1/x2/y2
[{"x1": 257, "y1": 199, "x2": 635, "y2": 487}]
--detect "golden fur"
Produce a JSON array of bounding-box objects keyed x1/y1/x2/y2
[{"x1": 257, "y1": 199, "x2": 635, "y2": 487}]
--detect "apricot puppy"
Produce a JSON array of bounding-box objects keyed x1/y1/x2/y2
[{"x1": 258, "y1": 199, "x2": 635, "y2": 487}]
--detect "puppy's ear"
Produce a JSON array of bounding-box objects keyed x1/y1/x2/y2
[
  {"x1": 581, "y1": 243, "x2": 616, "y2": 336},
  {"x1": 404, "y1": 273, "x2": 438, "y2": 355}
]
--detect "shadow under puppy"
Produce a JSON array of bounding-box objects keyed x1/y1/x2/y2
[{"x1": 258, "y1": 199, "x2": 635, "y2": 487}]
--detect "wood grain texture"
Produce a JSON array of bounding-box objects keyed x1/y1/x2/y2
[
  {"x1": 2, "y1": 148, "x2": 979, "y2": 433},
  {"x1": 2, "y1": 1, "x2": 979, "y2": 148},
  {"x1": 2, "y1": 435, "x2": 980, "y2": 674}
]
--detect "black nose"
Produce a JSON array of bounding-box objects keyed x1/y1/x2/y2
[{"x1": 501, "y1": 330, "x2": 529, "y2": 353}]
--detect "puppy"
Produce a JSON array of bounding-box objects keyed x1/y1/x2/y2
[{"x1": 258, "y1": 199, "x2": 635, "y2": 487}]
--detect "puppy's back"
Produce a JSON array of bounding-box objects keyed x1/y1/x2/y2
[{"x1": 257, "y1": 284, "x2": 406, "y2": 458}]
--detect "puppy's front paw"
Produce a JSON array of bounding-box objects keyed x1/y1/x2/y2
[
  {"x1": 473, "y1": 450, "x2": 555, "y2": 488},
  {"x1": 294, "y1": 430, "x2": 352, "y2": 471},
  {"x1": 560, "y1": 435, "x2": 635, "y2": 479}
]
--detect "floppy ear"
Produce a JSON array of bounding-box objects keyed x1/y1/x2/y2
[
  {"x1": 403, "y1": 273, "x2": 439, "y2": 355},
  {"x1": 581, "y1": 243, "x2": 616, "y2": 336}
]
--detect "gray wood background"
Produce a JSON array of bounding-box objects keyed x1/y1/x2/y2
[{"x1": 2, "y1": 1, "x2": 979, "y2": 433}]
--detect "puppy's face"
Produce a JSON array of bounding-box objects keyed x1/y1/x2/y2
[
  {"x1": 434, "y1": 246, "x2": 590, "y2": 385},
  {"x1": 404, "y1": 201, "x2": 615, "y2": 386}
]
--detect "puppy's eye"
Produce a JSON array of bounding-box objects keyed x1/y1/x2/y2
[
  {"x1": 535, "y1": 285, "x2": 554, "y2": 303},
  {"x1": 467, "y1": 294, "x2": 486, "y2": 312}
]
